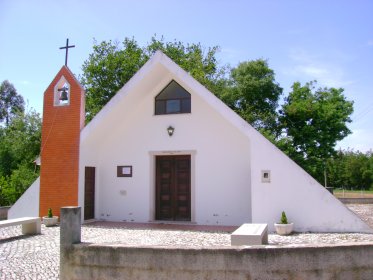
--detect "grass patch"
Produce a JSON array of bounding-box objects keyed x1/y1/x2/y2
[{"x1": 334, "y1": 189, "x2": 373, "y2": 198}]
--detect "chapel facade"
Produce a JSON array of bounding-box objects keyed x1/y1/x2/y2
[{"x1": 8, "y1": 51, "x2": 372, "y2": 233}]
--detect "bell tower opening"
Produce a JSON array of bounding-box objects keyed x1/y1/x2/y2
[{"x1": 54, "y1": 76, "x2": 70, "y2": 106}]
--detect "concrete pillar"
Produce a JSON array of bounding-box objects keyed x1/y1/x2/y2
[
  {"x1": 60, "y1": 206, "x2": 81, "y2": 280},
  {"x1": 60, "y1": 206, "x2": 81, "y2": 246}
]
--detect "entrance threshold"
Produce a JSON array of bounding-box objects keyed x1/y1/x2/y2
[
  {"x1": 85, "y1": 221, "x2": 238, "y2": 233},
  {"x1": 150, "y1": 220, "x2": 197, "y2": 226}
]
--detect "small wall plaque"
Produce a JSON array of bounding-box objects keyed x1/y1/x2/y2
[
  {"x1": 261, "y1": 170, "x2": 271, "y2": 183},
  {"x1": 117, "y1": 166, "x2": 132, "y2": 177}
]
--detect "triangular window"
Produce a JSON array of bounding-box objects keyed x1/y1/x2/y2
[{"x1": 155, "y1": 81, "x2": 191, "y2": 115}]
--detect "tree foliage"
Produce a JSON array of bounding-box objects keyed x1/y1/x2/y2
[
  {"x1": 81, "y1": 36, "x2": 281, "y2": 136},
  {"x1": 0, "y1": 110, "x2": 41, "y2": 205},
  {"x1": 0, "y1": 80, "x2": 25, "y2": 126},
  {"x1": 0, "y1": 37, "x2": 364, "y2": 206},
  {"x1": 0, "y1": 162, "x2": 39, "y2": 205},
  {"x1": 221, "y1": 59, "x2": 283, "y2": 135},
  {"x1": 278, "y1": 81, "x2": 354, "y2": 183},
  {"x1": 80, "y1": 36, "x2": 360, "y2": 187},
  {"x1": 81, "y1": 38, "x2": 146, "y2": 121},
  {"x1": 327, "y1": 150, "x2": 373, "y2": 190},
  {"x1": 81, "y1": 36, "x2": 226, "y2": 122},
  {"x1": 144, "y1": 36, "x2": 227, "y2": 96}
]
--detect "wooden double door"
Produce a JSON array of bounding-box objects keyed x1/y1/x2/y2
[{"x1": 156, "y1": 155, "x2": 191, "y2": 221}]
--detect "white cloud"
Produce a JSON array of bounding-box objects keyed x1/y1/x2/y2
[
  {"x1": 337, "y1": 129, "x2": 373, "y2": 152},
  {"x1": 296, "y1": 65, "x2": 328, "y2": 77},
  {"x1": 368, "y1": 40, "x2": 373, "y2": 46},
  {"x1": 219, "y1": 47, "x2": 244, "y2": 65},
  {"x1": 283, "y1": 48, "x2": 355, "y2": 88}
]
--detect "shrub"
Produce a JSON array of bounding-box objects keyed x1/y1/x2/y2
[
  {"x1": 280, "y1": 211, "x2": 288, "y2": 224},
  {"x1": 47, "y1": 208, "x2": 53, "y2": 218}
]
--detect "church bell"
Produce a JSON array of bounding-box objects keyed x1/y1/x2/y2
[{"x1": 58, "y1": 87, "x2": 69, "y2": 101}]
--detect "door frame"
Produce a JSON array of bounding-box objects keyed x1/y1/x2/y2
[
  {"x1": 155, "y1": 155, "x2": 191, "y2": 221},
  {"x1": 149, "y1": 150, "x2": 196, "y2": 223}
]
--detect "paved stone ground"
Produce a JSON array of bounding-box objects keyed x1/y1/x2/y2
[
  {"x1": 346, "y1": 204, "x2": 373, "y2": 228},
  {"x1": 1, "y1": 204, "x2": 372, "y2": 279}
]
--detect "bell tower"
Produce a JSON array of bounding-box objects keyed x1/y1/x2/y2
[{"x1": 39, "y1": 66, "x2": 85, "y2": 218}]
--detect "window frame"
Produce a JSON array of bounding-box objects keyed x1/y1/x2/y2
[{"x1": 154, "y1": 80, "x2": 191, "y2": 115}]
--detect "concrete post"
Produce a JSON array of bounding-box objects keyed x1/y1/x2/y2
[
  {"x1": 60, "y1": 206, "x2": 81, "y2": 280},
  {"x1": 60, "y1": 206, "x2": 81, "y2": 246}
]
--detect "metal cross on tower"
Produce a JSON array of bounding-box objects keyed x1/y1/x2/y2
[{"x1": 59, "y1": 38, "x2": 75, "y2": 67}]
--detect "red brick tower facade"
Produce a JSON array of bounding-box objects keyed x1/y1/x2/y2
[{"x1": 39, "y1": 66, "x2": 85, "y2": 217}]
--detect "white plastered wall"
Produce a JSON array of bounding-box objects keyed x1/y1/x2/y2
[
  {"x1": 248, "y1": 130, "x2": 372, "y2": 233},
  {"x1": 79, "y1": 65, "x2": 251, "y2": 226},
  {"x1": 8, "y1": 177, "x2": 40, "y2": 219},
  {"x1": 78, "y1": 51, "x2": 371, "y2": 232}
]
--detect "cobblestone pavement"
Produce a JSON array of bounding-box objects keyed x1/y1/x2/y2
[
  {"x1": 346, "y1": 204, "x2": 373, "y2": 228},
  {"x1": 1, "y1": 204, "x2": 372, "y2": 279}
]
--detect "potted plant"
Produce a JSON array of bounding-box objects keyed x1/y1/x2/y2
[
  {"x1": 43, "y1": 208, "x2": 59, "y2": 227},
  {"x1": 274, "y1": 211, "x2": 293, "y2": 235}
]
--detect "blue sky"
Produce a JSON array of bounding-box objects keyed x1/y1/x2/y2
[{"x1": 1, "y1": 0, "x2": 372, "y2": 152}]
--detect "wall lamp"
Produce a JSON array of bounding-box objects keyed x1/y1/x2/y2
[{"x1": 167, "y1": 126, "x2": 175, "y2": 137}]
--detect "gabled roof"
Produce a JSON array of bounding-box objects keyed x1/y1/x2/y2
[
  {"x1": 79, "y1": 50, "x2": 311, "y2": 175},
  {"x1": 44, "y1": 65, "x2": 85, "y2": 95},
  {"x1": 79, "y1": 49, "x2": 326, "y2": 199},
  {"x1": 81, "y1": 50, "x2": 261, "y2": 143},
  {"x1": 78, "y1": 50, "x2": 373, "y2": 233}
]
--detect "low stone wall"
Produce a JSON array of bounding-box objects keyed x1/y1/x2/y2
[
  {"x1": 0, "y1": 206, "x2": 10, "y2": 220},
  {"x1": 60, "y1": 207, "x2": 373, "y2": 280},
  {"x1": 62, "y1": 243, "x2": 373, "y2": 280}
]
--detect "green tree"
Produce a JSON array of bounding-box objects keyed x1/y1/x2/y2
[
  {"x1": 0, "y1": 176, "x2": 10, "y2": 206},
  {"x1": 220, "y1": 59, "x2": 283, "y2": 135},
  {"x1": 0, "y1": 129, "x2": 14, "y2": 177},
  {"x1": 145, "y1": 36, "x2": 227, "y2": 97},
  {"x1": 326, "y1": 150, "x2": 346, "y2": 189},
  {"x1": 6, "y1": 161, "x2": 39, "y2": 204},
  {"x1": 367, "y1": 152, "x2": 373, "y2": 189},
  {"x1": 0, "y1": 80, "x2": 25, "y2": 126},
  {"x1": 80, "y1": 36, "x2": 364, "y2": 188},
  {"x1": 0, "y1": 110, "x2": 41, "y2": 175},
  {"x1": 341, "y1": 150, "x2": 373, "y2": 190},
  {"x1": 0, "y1": 110, "x2": 41, "y2": 205},
  {"x1": 80, "y1": 36, "x2": 227, "y2": 122},
  {"x1": 81, "y1": 38, "x2": 146, "y2": 121},
  {"x1": 279, "y1": 81, "x2": 354, "y2": 183}
]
